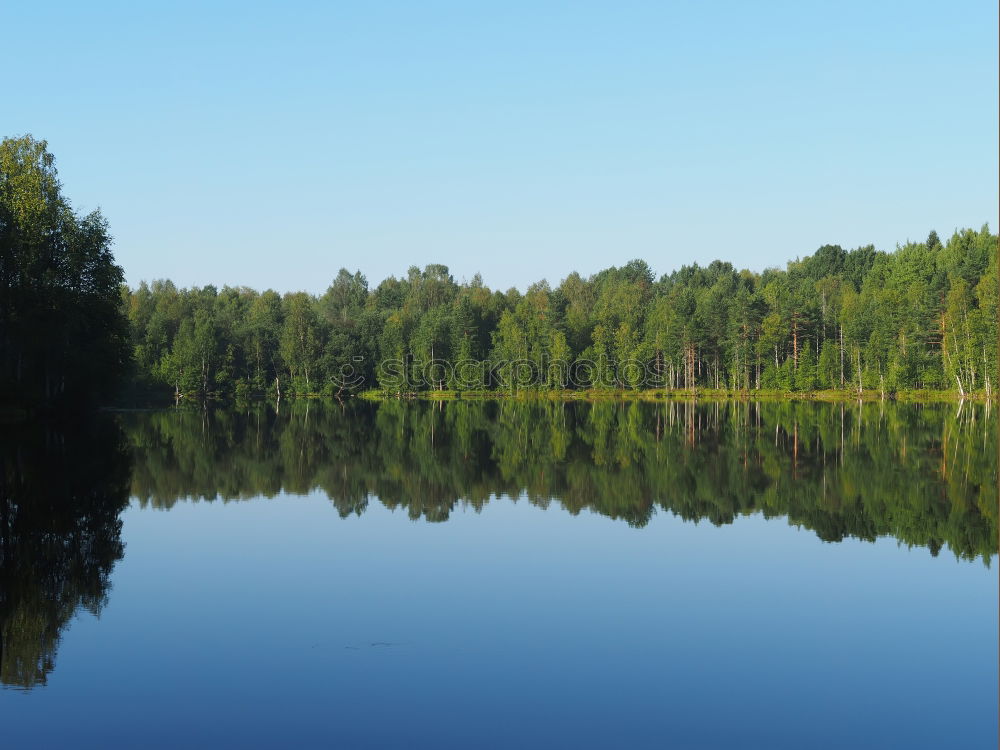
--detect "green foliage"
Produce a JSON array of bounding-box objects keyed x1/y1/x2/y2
[
  {"x1": 795, "y1": 340, "x2": 818, "y2": 391},
  {"x1": 818, "y1": 339, "x2": 839, "y2": 389},
  {"x1": 123, "y1": 228, "x2": 998, "y2": 398},
  {"x1": 0, "y1": 135, "x2": 130, "y2": 409}
]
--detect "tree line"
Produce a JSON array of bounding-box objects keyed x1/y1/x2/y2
[
  {"x1": 2, "y1": 135, "x2": 995, "y2": 407},
  {"x1": 125, "y1": 228, "x2": 998, "y2": 399}
]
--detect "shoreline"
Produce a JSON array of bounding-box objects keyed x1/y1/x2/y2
[
  {"x1": 357, "y1": 388, "x2": 991, "y2": 403},
  {"x1": 85, "y1": 388, "x2": 997, "y2": 411}
]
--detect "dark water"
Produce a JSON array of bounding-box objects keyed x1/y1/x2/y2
[{"x1": 2, "y1": 400, "x2": 997, "y2": 749}]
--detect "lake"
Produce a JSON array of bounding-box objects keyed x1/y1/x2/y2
[{"x1": 2, "y1": 400, "x2": 997, "y2": 749}]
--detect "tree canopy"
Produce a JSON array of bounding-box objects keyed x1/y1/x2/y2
[
  {"x1": 124, "y1": 227, "x2": 997, "y2": 399},
  {"x1": 0, "y1": 135, "x2": 129, "y2": 410}
]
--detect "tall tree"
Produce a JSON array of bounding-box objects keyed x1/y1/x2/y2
[{"x1": 0, "y1": 135, "x2": 129, "y2": 408}]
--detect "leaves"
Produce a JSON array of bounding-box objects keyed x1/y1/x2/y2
[{"x1": 122, "y1": 228, "x2": 997, "y2": 397}]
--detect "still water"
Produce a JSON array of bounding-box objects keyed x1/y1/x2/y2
[{"x1": 2, "y1": 400, "x2": 997, "y2": 748}]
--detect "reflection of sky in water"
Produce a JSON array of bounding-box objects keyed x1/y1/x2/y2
[{"x1": 6, "y1": 493, "x2": 997, "y2": 749}]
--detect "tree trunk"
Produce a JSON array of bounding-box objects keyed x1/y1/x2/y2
[
  {"x1": 839, "y1": 324, "x2": 844, "y2": 387},
  {"x1": 792, "y1": 314, "x2": 799, "y2": 369},
  {"x1": 856, "y1": 349, "x2": 863, "y2": 396}
]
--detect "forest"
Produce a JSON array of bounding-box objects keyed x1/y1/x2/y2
[
  {"x1": 2, "y1": 134, "x2": 997, "y2": 407},
  {"x1": 126, "y1": 227, "x2": 998, "y2": 400}
]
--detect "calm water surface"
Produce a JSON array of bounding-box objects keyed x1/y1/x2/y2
[{"x1": 2, "y1": 401, "x2": 997, "y2": 748}]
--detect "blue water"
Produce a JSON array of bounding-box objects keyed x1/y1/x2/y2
[
  {"x1": 5, "y1": 490, "x2": 996, "y2": 749},
  {"x1": 3, "y1": 401, "x2": 997, "y2": 748}
]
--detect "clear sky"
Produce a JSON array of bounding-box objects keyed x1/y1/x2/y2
[{"x1": 7, "y1": 0, "x2": 998, "y2": 294}]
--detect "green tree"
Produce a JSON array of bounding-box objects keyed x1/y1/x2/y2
[
  {"x1": 0, "y1": 135, "x2": 129, "y2": 408},
  {"x1": 280, "y1": 293, "x2": 320, "y2": 393}
]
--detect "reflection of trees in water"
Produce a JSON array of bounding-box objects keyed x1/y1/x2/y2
[
  {"x1": 126, "y1": 400, "x2": 997, "y2": 563},
  {"x1": 0, "y1": 418, "x2": 131, "y2": 689}
]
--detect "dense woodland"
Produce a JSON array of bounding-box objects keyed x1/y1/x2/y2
[
  {"x1": 0, "y1": 136, "x2": 129, "y2": 410},
  {"x1": 125, "y1": 400, "x2": 997, "y2": 563},
  {"x1": 126, "y1": 227, "x2": 998, "y2": 400},
  {"x1": 1, "y1": 134, "x2": 996, "y2": 407}
]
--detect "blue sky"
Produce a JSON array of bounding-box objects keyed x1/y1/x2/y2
[{"x1": 6, "y1": 0, "x2": 997, "y2": 293}]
